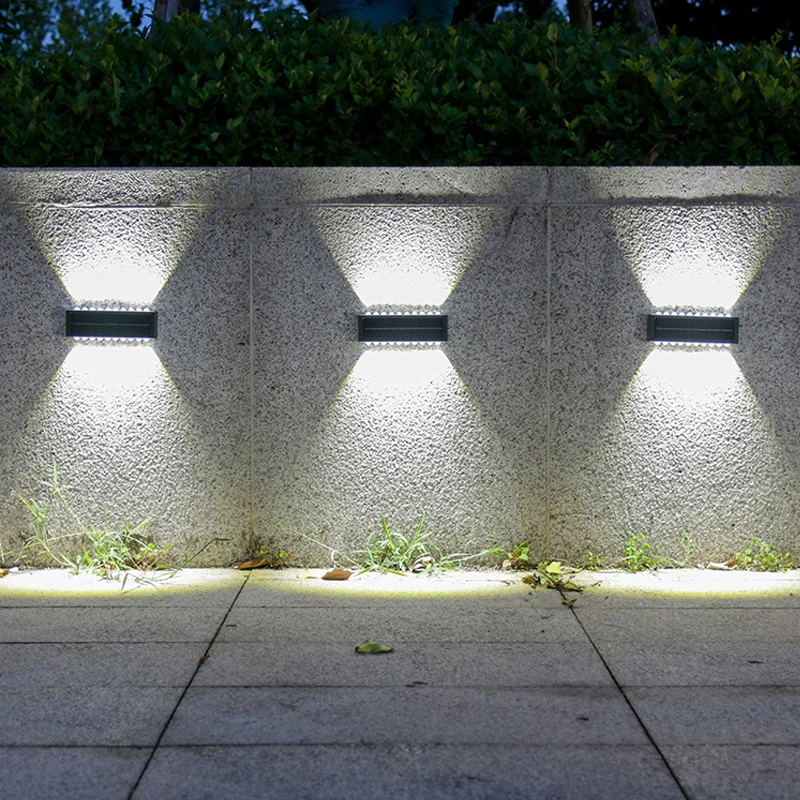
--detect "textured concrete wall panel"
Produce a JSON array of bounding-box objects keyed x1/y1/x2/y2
[
  {"x1": 16, "y1": 206, "x2": 207, "y2": 306},
  {"x1": 149, "y1": 208, "x2": 252, "y2": 564},
  {"x1": 2, "y1": 167, "x2": 800, "y2": 567},
  {"x1": 251, "y1": 201, "x2": 545, "y2": 563},
  {"x1": 549, "y1": 194, "x2": 800, "y2": 562},
  {"x1": 0, "y1": 185, "x2": 250, "y2": 566},
  {"x1": 251, "y1": 205, "x2": 363, "y2": 561}
]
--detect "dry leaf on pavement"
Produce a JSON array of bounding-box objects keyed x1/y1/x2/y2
[
  {"x1": 322, "y1": 568, "x2": 352, "y2": 581},
  {"x1": 234, "y1": 552, "x2": 292, "y2": 570}
]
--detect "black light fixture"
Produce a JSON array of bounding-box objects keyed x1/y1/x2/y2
[
  {"x1": 66, "y1": 309, "x2": 158, "y2": 339},
  {"x1": 647, "y1": 313, "x2": 738, "y2": 344},
  {"x1": 358, "y1": 314, "x2": 448, "y2": 343}
]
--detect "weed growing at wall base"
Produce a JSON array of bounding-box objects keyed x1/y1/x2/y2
[
  {"x1": 261, "y1": 515, "x2": 489, "y2": 574},
  {"x1": 583, "y1": 551, "x2": 606, "y2": 570},
  {"x1": 679, "y1": 531, "x2": 699, "y2": 566},
  {"x1": 491, "y1": 541, "x2": 534, "y2": 570},
  {"x1": 733, "y1": 538, "x2": 793, "y2": 572},
  {"x1": 620, "y1": 532, "x2": 673, "y2": 572},
  {"x1": 18, "y1": 465, "x2": 227, "y2": 586},
  {"x1": 617, "y1": 531, "x2": 700, "y2": 571},
  {"x1": 234, "y1": 548, "x2": 292, "y2": 570},
  {"x1": 360, "y1": 516, "x2": 433, "y2": 575},
  {"x1": 70, "y1": 520, "x2": 162, "y2": 578},
  {"x1": 359, "y1": 516, "x2": 485, "y2": 575}
]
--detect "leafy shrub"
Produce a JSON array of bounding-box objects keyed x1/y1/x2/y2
[{"x1": 2, "y1": 12, "x2": 799, "y2": 167}]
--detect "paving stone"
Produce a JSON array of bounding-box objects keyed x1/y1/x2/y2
[
  {"x1": 0, "y1": 568, "x2": 796, "y2": 799},
  {"x1": 0, "y1": 746, "x2": 150, "y2": 800},
  {"x1": 133, "y1": 744, "x2": 684, "y2": 800},
  {"x1": 0, "y1": 688, "x2": 183, "y2": 746},
  {"x1": 0, "y1": 568, "x2": 246, "y2": 607},
  {"x1": 234, "y1": 583, "x2": 560, "y2": 609},
  {"x1": 574, "y1": 607, "x2": 800, "y2": 644},
  {"x1": 568, "y1": 569, "x2": 800, "y2": 607},
  {"x1": 661, "y1": 744, "x2": 800, "y2": 800},
  {"x1": 194, "y1": 640, "x2": 613, "y2": 688},
  {"x1": 594, "y1": 641, "x2": 800, "y2": 687},
  {"x1": 161, "y1": 686, "x2": 647, "y2": 746},
  {"x1": 216, "y1": 604, "x2": 585, "y2": 644},
  {"x1": 0, "y1": 643, "x2": 208, "y2": 687},
  {"x1": 568, "y1": 591, "x2": 800, "y2": 609},
  {"x1": 625, "y1": 686, "x2": 800, "y2": 745},
  {"x1": 0, "y1": 607, "x2": 227, "y2": 642}
]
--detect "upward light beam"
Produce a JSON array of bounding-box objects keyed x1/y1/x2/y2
[
  {"x1": 306, "y1": 205, "x2": 500, "y2": 307},
  {"x1": 610, "y1": 205, "x2": 788, "y2": 311},
  {"x1": 21, "y1": 206, "x2": 206, "y2": 306}
]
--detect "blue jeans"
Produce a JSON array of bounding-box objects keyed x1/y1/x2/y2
[{"x1": 318, "y1": 0, "x2": 457, "y2": 26}]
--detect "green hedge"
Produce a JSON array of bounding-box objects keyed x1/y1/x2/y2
[{"x1": 1, "y1": 12, "x2": 799, "y2": 167}]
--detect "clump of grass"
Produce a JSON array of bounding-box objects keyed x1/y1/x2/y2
[
  {"x1": 69, "y1": 521, "x2": 165, "y2": 579},
  {"x1": 360, "y1": 516, "x2": 456, "y2": 574},
  {"x1": 358, "y1": 516, "x2": 487, "y2": 575},
  {"x1": 360, "y1": 516, "x2": 431, "y2": 574},
  {"x1": 733, "y1": 538, "x2": 793, "y2": 572},
  {"x1": 261, "y1": 514, "x2": 494, "y2": 575}
]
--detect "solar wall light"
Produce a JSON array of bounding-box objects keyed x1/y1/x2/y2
[
  {"x1": 647, "y1": 312, "x2": 738, "y2": 345},
  {"x1": 66, "y1": 308, "x2": 158, "y2": 340},
  {"x1": 358, "y1": 313, "x2": 448, "y2": 343}
]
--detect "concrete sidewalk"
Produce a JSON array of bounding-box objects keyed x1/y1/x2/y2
[{"x1": 1, "y1": 567, "x2": 798, "y2": 799}]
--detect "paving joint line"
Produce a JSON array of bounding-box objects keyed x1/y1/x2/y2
[
  {"x1": 126, "y1": 573, "x2": 252, "y2": 799},
  {"x1": 564, "y1": 593, "x2": 691, "y2": 800}
]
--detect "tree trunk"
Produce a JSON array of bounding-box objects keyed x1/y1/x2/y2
[
  {"x1": 566, "y1": 0, "x2": 593, "y2": 31},
  {"x1": 627, "y1": 0, "x2": 659, "y2": 44},
  {"x1": 148, "y1": 0, "x2": 200, "y2": 40}
]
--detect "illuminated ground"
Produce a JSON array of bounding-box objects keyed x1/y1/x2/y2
[{"x1": 1, "y1": 568, "x2": 798, "y2": 799}]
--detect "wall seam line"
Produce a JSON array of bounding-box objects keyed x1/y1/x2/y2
[
  {"x1": 545, "y1": 169, "x2": 552, "y2": 560},
  {"x1": 249, "y1": 168, "x2": 256, "y2": 552}
]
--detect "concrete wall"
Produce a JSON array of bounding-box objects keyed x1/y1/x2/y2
[{"x1": 1, "y1": 167, "x2": 799, "y2": 566}]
